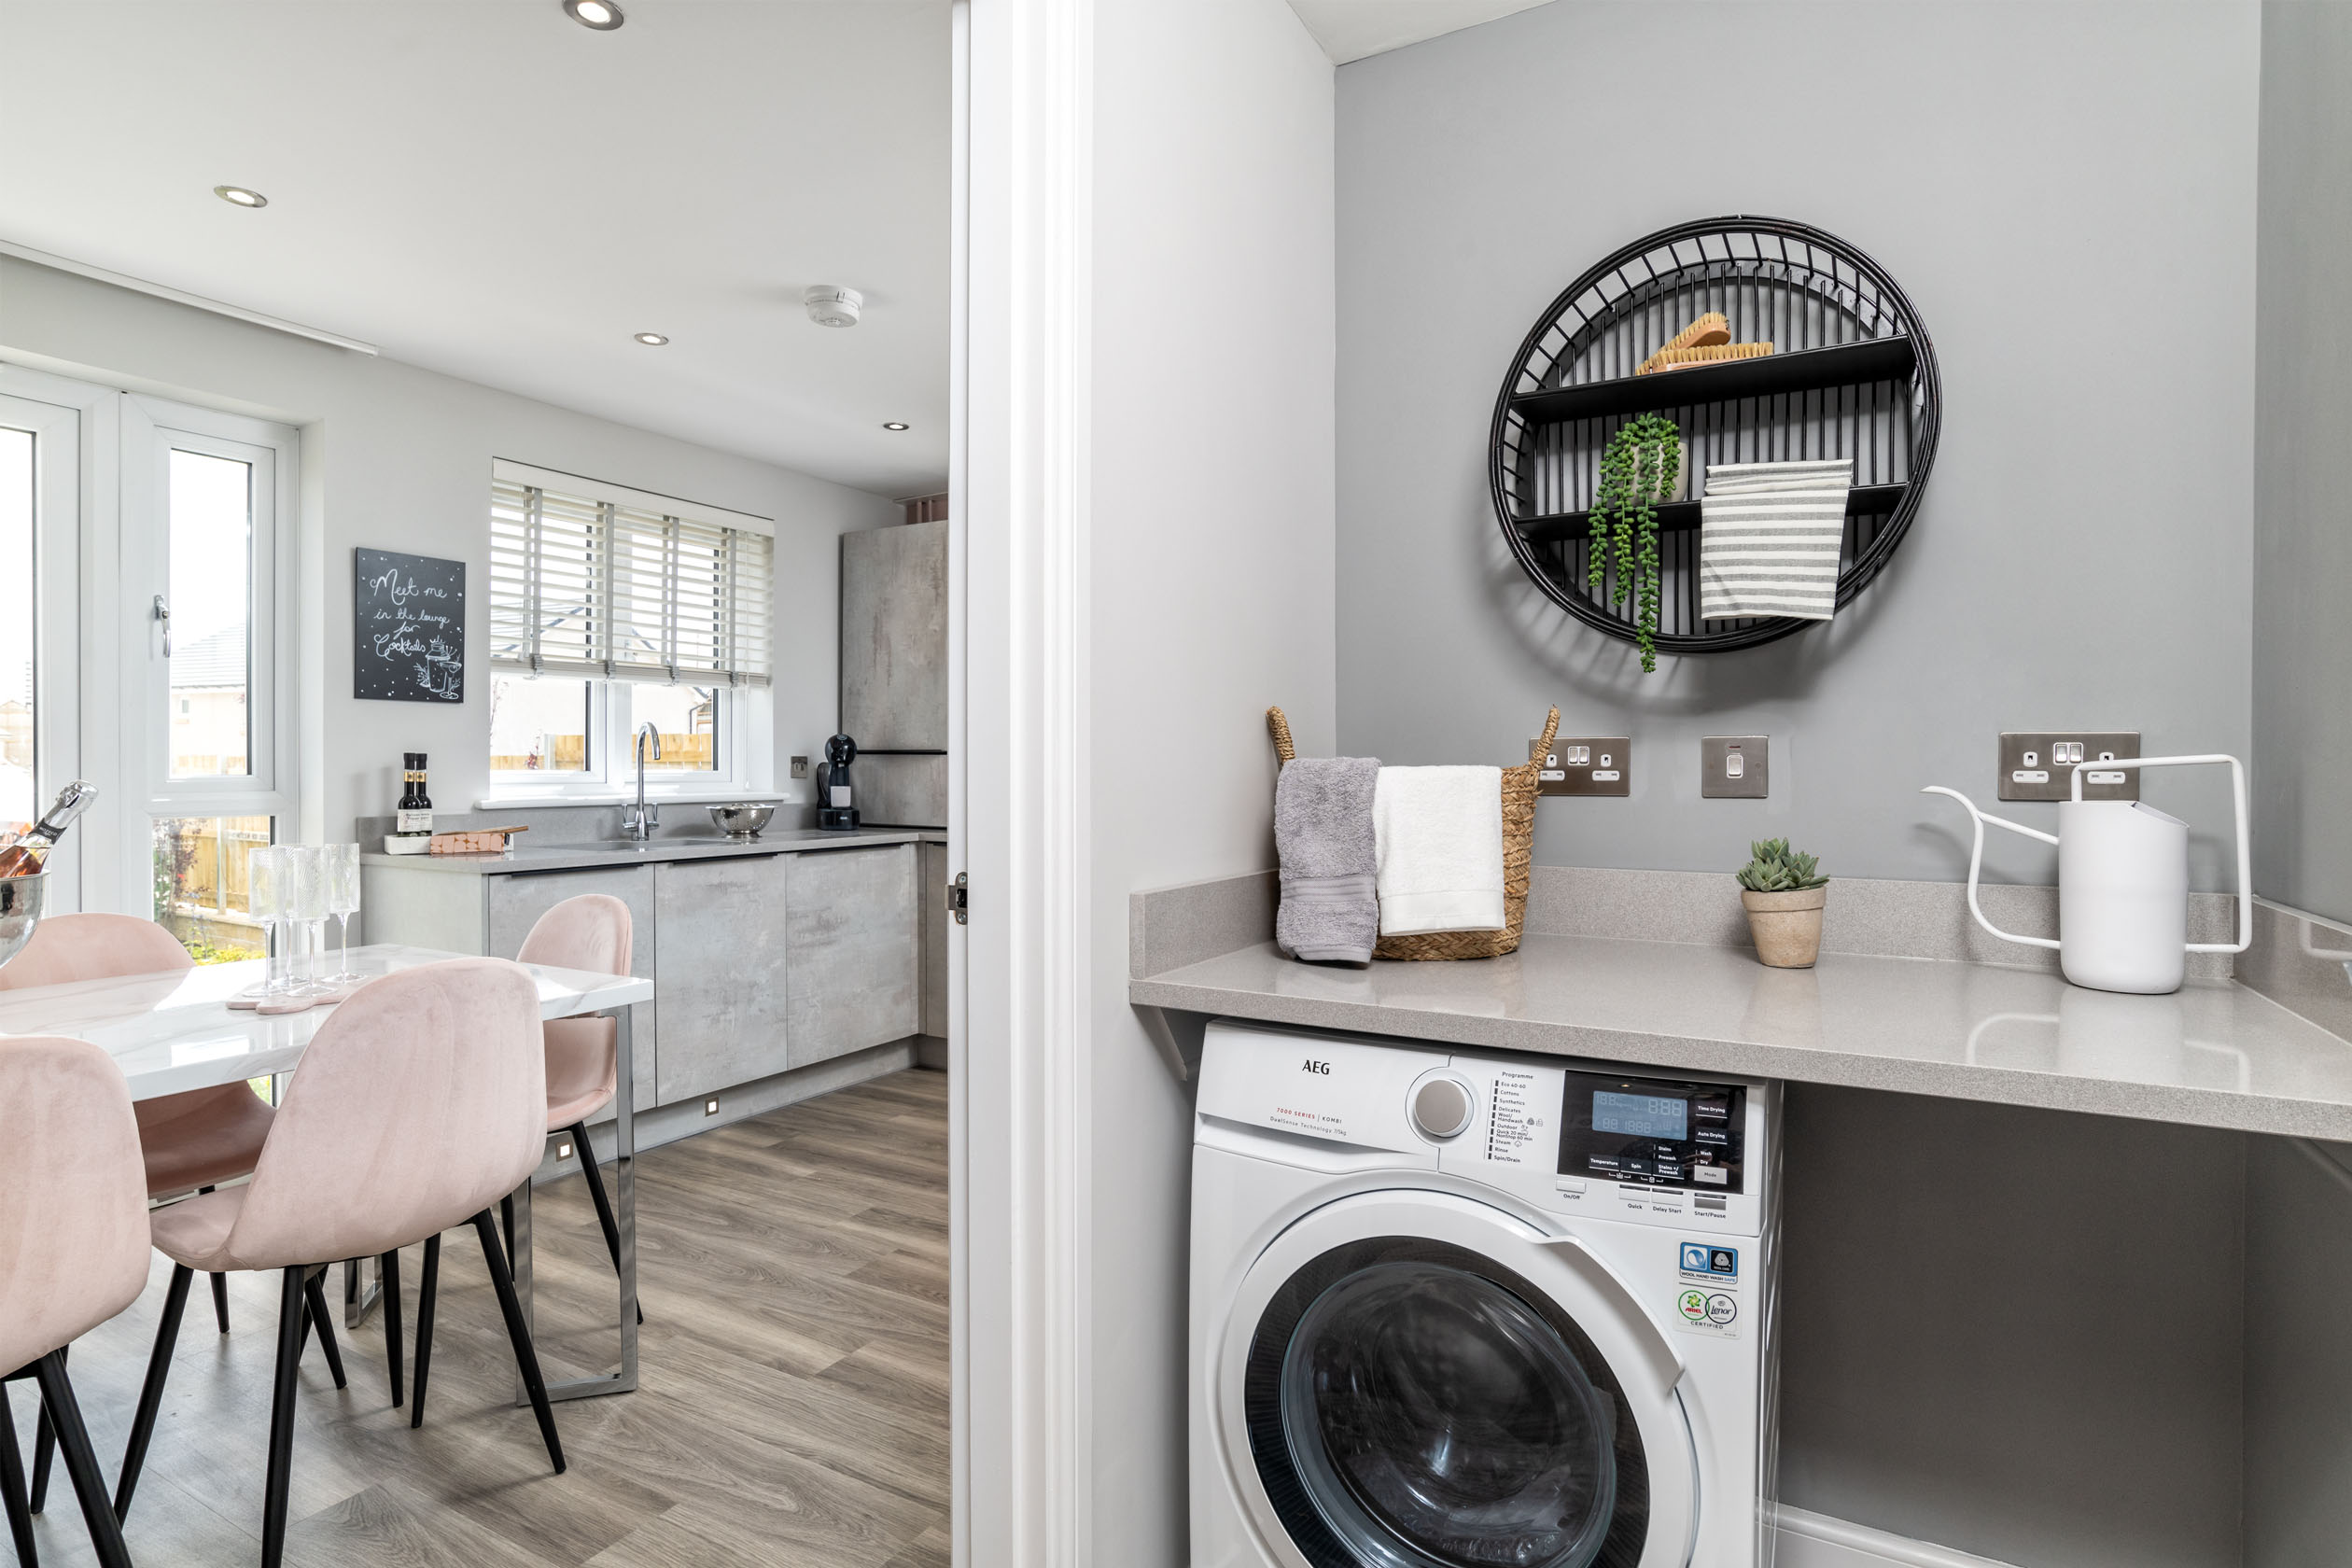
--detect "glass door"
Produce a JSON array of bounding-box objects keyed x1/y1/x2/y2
[{"x1": 0, "y1": 385, "x2": 85, "y2": 909}]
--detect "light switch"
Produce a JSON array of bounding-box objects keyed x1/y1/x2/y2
[{"x1": 1701, "y1": 736, "x2": 1769, "y2": 799}]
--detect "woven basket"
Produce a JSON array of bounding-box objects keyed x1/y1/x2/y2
[{"x1": 1268, "y1": 705, "x2": 1560, "y2": 961}]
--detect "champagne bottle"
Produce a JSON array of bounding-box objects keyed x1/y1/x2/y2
[
  {"x1": 386, "y1": 754, "x2": 433, "y2": 855},
  {"x1": 0, "y1": 780, "x2": 98, "y2": 878}
]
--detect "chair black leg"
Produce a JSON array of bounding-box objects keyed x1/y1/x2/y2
[
  {"x1": 26, "y1": 1343, "x2": 63, "y2": 1515},
  {"x1": 381, "y1": 1249, "x2": 404, "y2": 1409},
  {"x1": 299, "y1": 1271, "x2": 347, "y2": 1391},
  {"x1": 470, "y1": 1211, "x2": 565, "y2": 1475},
  {"x1": 31, "y1": 1352, "x2": 132, "y2": 1568},
  {"x1": 0, "y1": 1382, "x2": 37, "y2": 1568},
  {"x1": 114, "y1": 1262, "x2": 192, "y2": 1522},
  {"x1": 569, "y1": 1121, "x2": 643, "y2": 1325},
  {"x1": 261, "y1": 1268, "x2": 305, "y2": 1568},
  {"x1": 499, "y1": 1192, "x2": 516, "y2": 1271},
  {"x1": 198, "y1": 1187, "x2": 230, "y2": 1335},
  {"x1": 25, "y1": 1406, "x2": 47, "y2": 1518},
  {"x1": 409, "y1": 1236, "x2": 439, "y2": 1431}
]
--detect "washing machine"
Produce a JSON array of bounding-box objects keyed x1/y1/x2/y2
[{"x1": 1189, "y1": 1021, "x2": 1782, "y2": 1568}]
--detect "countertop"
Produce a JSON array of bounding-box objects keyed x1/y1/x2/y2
[
  {"x1": 1130, "y1": 934, "x2": 2352, "y2": 1140},
  {"x1": 364, "y1": 827, "x2": 946, "y2": 875}
]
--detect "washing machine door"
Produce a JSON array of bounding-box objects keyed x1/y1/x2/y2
[{"x1": 1218, "y1": 1189, "x2": 1697, "y2": 1568}]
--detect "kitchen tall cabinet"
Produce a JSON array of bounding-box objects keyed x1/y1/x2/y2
[{"x1": 841, "y1": 519, "x2": 948, "y2": 827}]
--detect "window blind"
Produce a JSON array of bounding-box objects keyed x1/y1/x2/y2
[{"x1": 491, "y1": 475, "x2": 773, "y2": 686}]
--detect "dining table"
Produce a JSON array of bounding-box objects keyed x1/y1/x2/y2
[{"x1": 0, "y1": 942, "x2": 653, "y2": 1403}]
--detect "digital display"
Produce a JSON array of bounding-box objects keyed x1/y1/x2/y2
[{"x1": 1591, "y1": 1090, "x2": 1688, "y2": 1141}]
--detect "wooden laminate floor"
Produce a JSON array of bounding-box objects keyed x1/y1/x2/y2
[{"x1": 7, "y1": 1069, "x2": 950, "y2": 1568}]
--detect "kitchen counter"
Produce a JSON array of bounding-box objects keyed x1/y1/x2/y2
[
  {"x1": 1131, "y1": 931, "x2": 2352, "y2": 1141},
  {"x1": 362, "y1": 826, "x2": 945, "y2": 875}
]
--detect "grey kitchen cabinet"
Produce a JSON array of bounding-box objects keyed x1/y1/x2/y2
[
  {"x1": 653, "y1": 854, "x2": 793, "y2": 1105},
  {"x1": 485, "y1": 864, "x2": 658, "y2": 1113},
  {"x1": 786, "y1": 845, "x2": 919, "y2": 1068},
  {"x1": 920, "y1": 839, "x2": 948, "y2": 1038},
  {"x1": 840, "y1": 520, "x2": 947, "y2": 749}
]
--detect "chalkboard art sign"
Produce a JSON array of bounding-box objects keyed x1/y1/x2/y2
[{"x1": 354, "y1": 548, "x2": 465, "y2": 703}]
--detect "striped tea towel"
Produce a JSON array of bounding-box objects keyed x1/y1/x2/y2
[{"x1": 1699, "y1": 459, "x2": 1854, "y2": 622}]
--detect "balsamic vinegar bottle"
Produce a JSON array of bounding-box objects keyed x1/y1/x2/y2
[{"x1": 386, "y1": 753, "x2": 434, "y2": 855}]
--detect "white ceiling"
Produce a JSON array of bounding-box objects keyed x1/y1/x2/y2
[
  {"x1": 1285, "y1": 0, "x2": 1556, "y2": 64},
  {"x1": 0, "y1": 1, "x2": 952, "y2": 498}
]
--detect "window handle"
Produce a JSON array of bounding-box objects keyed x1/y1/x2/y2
[{"x1": 153, "y1": 595, "x2": 172, "y2": 657}]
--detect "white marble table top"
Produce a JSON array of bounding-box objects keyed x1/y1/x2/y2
[{"x1": 0, "y1": 944, "x2": 652, "y2": 1100}]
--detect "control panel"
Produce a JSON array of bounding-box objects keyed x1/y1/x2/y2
[
  {"x1": 1558, "y1": 1073, "x2": 1745, "y2": 1192},
  {"x1": 1438, "y1": 1057, "x2": 1771, "y2": 1237}
]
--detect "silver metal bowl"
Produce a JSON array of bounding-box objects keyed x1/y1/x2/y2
[
  {"x1": 0, "y1": 870, "x2": 48, "y2": 972},
  {"x1": 707, "y1": 803, "x2": 778, "y2": 840}
]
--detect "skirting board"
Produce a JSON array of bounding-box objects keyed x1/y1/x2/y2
[{"x1": 1774, "y1": 1505, "x2": 2023, "y2": 1568}]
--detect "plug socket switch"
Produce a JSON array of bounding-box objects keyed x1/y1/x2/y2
[
  {"x1": 1701, "y1": 736, "x2": 1770, "y2": 798},
  {"x1": 1997, "y1": 731, "x2": 2140, "y2": 802},
  {"x1": 1533, "y1": 736, "x2": 1631, "y2": 797}
]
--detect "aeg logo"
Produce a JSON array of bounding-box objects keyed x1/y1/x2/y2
[{"x1": 1302, "y1": 1059, "x2": 1332, "y2": 1075}]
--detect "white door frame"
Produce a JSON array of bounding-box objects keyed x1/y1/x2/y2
[{"x1": 953, "y1": 1, "x2": 1094, "y2": 1565}]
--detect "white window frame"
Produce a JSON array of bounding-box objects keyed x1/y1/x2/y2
[
  {"x1": 118, "y1": 396, "x2": 300, "y2": 903},
  {"x1": 483, "y1": 671, "x2": 763, "y2": 805},
  {"x1": 484, "y1": 459, "x2": 772, "y2": 805},
  {"x1": 0, "y1": 366, "x2": 102, "y2": 913}
]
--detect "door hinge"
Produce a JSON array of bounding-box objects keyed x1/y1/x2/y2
[{"x1": 946, "y1": 872, "x2": 968, "y2": 925}]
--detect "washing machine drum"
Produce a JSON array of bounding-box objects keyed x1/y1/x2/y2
[{"x1": 1223, "y1": 1194, "x2": 1695, "y2": 1568}]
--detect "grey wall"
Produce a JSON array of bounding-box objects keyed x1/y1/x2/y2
[
  {"x1": 1335, "y1": 0, "x2": 2259, "y2": 891},
  {"x1": 1781, "y1": 1088, "x2": 2247, "y2": 1568},
  {"x1": 1087, "y1": 0, "x2": 1335, "y2": 1562},
  {"x1": 0, "y1": 256, "x2": 900, "y2": 870},
  {"x1": 2252, "y1": 0, "x2": 2352, "y2": 923}
]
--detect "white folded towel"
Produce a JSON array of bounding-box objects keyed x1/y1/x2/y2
[
  {"x1": 1373, "y1": 765, "x2": 1505, "y2": 936},
  {"x1": 1698, "y1": 458, "x2": 1854, "y2": 622}
]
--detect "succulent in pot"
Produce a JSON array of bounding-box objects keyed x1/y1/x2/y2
[{"x1": 1736, "y1": 839, "x2": 1828, "y2": 968}]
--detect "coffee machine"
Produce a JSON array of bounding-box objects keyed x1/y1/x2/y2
[{"x1": 816, "y1": 733, "x2": 860, "y2": 831}]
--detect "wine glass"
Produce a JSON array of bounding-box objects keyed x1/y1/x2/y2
[
  {"x1": 284, "y1": 847, "x2": 334, "y2": 997},
  {"x1": 327, "y1": 843, "x2": 361, "y2": 982},
  {"x1": 245, "y1": 847, "x2": 286, "y2": 1006}
]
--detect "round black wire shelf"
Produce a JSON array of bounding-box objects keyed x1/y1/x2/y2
[{"x1": 1490, "y1": 216, "x2": 1940, "y2": 654}]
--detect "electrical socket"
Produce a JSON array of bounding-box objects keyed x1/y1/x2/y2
[
  {"x1": 1997, "y1": 731, "x2": 2140, "y2": 802},
  {"x1": 790, "y1": 756, "x2": 809, "y2": 779},
  {"x1": 1533, "y1": 735, "x2": 1631, "y2": 796},
  {"x1": 1701, "y1": 736, "x2": 1770, "y2": 798}
]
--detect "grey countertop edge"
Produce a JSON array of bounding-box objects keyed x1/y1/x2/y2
[
  {"x1": 1128, "y1": 946, "x2": 2352, "y2": 1141},
  {"x1": 364, "y1": 828, "x2": 946, "y2": 875}
]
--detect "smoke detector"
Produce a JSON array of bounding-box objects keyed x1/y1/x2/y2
[{"x1": 805, "y1": 285, "x2": 863, "y2": 329}]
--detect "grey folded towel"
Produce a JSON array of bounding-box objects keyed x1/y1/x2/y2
[{"x1": 1275, "y1": 755, "x2": 1381, "y2": 965}]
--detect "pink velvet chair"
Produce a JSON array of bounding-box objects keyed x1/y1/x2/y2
[
  {"x1": 114, "y1": 959, "x2": 565, "y2": 1568},
  {"x1": 0, "y1": 1036, "x2": 150, "y2": 1568},
  {"x1": 2, "y1": 912, "x2": 354, "y2": 1528},
  {"x1": 0, "y1": 914, "x2": 271, "y2": 1337},
  {"x1": 516, "y1": 894, "x2": 638, "y2": 1319}
]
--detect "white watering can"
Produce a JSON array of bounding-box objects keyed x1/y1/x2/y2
[{"x1": 1921, "y1": 755, "x2": 2250, "y2": 995}]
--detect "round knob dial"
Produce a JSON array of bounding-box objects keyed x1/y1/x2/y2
[{"x1": 1410, "y1": 1074, "x2": 1476, "y2": 1141}]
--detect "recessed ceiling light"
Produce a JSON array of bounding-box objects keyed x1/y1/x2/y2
[
  {"x1": 214, "y1": 185, "x2": 268, "y2": 208},
  {"x1": 564, "y1": 0, "x2": 624, "y2": 28},
  {"x1": 882, "y1": 422, "x2": 910, "y2": 431},
  {"x1": 634, "y1": 332, "x2": 669, "y2": 346}
]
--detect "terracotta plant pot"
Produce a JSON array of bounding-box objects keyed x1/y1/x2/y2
[{"x1": 1742, "y1": 885, "x2": 1827, "y2": 969}]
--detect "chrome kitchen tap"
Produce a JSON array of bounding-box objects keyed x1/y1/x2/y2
[{"x1": 623, "y1": 722, "x2": 662, "y2": 841}]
